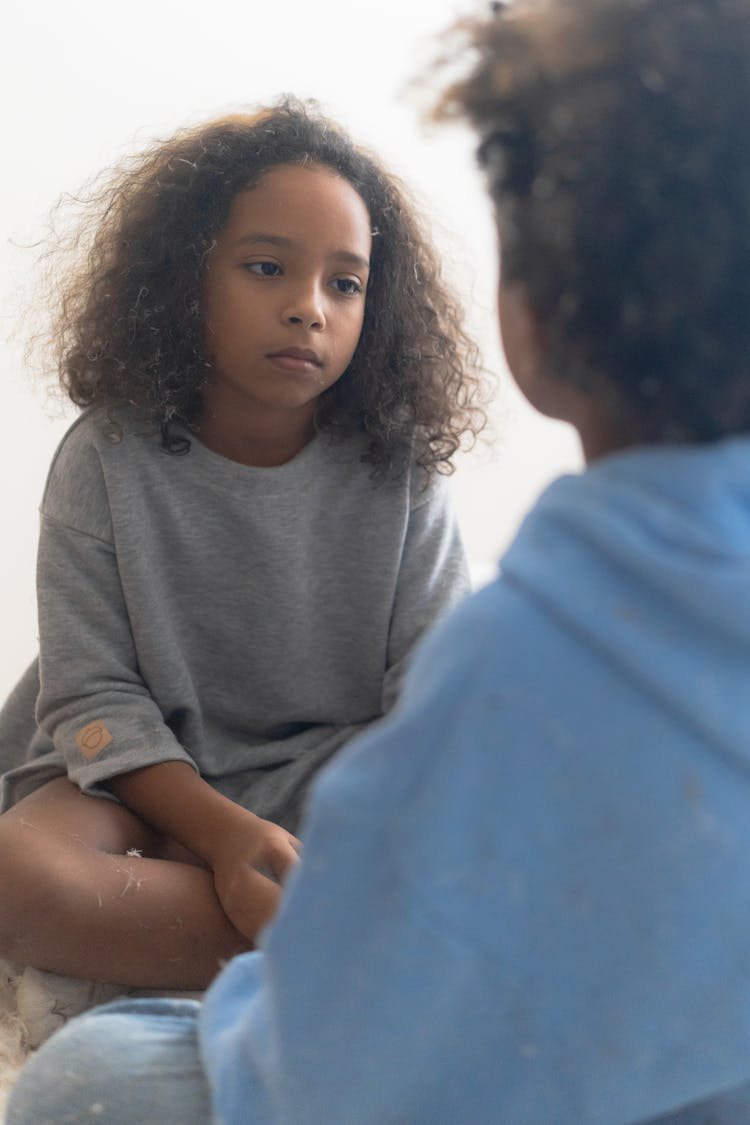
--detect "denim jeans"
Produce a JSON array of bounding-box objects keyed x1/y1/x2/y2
[{"x1": 6, "y1": 998, "x2": 211, "y2": 1125}]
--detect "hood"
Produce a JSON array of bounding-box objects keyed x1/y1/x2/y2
[{"x1": 501, "y1": 434, "x2": 750, "y2": 769}]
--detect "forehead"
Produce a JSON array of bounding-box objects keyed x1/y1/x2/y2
[{"x1": 220, "y1": 163, "x2": 372, "y2": 260}]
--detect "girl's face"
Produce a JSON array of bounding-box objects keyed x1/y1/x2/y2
[{"x1": 201, "y1": 162, "x2": 371, "y2": 453}]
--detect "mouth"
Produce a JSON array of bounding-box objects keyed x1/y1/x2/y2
[{"x1": 266, "y1": 347, "x2": 322, "y2": 372}]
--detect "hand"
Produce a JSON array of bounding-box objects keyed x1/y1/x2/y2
[
  {"x1": 106, "y1": 763, "x2": 301, "y2": 941},
  {"x1": 210, "y1": 812, "x2": 302, "y2": 942}
]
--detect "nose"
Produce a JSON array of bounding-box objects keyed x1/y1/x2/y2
[{"x1": 283, "y1": 284, "x2": 326, "y2": 331}]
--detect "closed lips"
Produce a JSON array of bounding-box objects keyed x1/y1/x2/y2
[{"x1": 267, "y1": 348, "x2": 321, "y2": 365}]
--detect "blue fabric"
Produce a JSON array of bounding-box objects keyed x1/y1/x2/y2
[
  {"x1": 199, "y1": 437, "x2": 750, "y2": 1124},
  {"x1": 8, "y1": 1003, "x2": 750, "y2": 1125},
  {"x1": 6, "y1": 999, "x2": 209, "y2": 1125}
]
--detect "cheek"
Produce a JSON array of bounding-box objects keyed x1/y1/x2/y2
[
  {"x1": 352, "y1": 310, "x2": 366, "y2": 348},
  {"x1": 497, "y1": 298, "x2": 521, "y2": 376},
  {"x1": 203, "y1": 305, "x2": 225, "y2": 354},
  {"x1": 331, "y1": 306, "x2": 366, "y2": 359},
  {"x1": 497, "y1": 282, "x2": 539, "y2": 384},
  {"x1": 345, "y1": 323, "x2": 365, "y2": 364},
  {"x1": 202, "y1": 285, "x2": 225, "y2": 349},
  {"x1": 206, "y1": 290, "x2": 257, "y2": 348},
  {"x1": 203, "y1": 269, "x2": 247, "y2": 330},
  {"x1": 350, "y1": 300, "x2": 368, "y2": 344}
]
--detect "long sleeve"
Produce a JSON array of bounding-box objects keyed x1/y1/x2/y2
[
  {"x1": 35, "y1": 434, "x2": 195, "y2": 791},
  {"x1": 381, "y1": 471, "x2": 470, "y2": 710}
]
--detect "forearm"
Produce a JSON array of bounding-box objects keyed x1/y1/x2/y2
[{"x1": 106, "y1": 760, "x2": 256, "y2": 867}]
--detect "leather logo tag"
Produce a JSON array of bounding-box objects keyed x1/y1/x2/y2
[{"x1": 75, "y1": 721, "x2": 113, "y2": 760}]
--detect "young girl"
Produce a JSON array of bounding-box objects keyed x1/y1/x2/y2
[{"x1": 0, "y1": 98, "x2": 484, "y2": 992}]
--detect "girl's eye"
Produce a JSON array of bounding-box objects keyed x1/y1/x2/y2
[
  {"x1": 246, "y1": 261, "x2": 282, "y2": 277},
  {"x1": 332, "y1": 277, "x2": 363, "y2": 297}
]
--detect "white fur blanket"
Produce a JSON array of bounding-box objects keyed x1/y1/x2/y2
[{"x1": 0, "y1": 960, "x2": 127, "y2": 1119}]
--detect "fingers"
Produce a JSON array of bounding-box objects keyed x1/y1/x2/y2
[
  {"x1": 212, "y1": 820, "x2": 304, "y2": 939},
  {"x1": 266, "y1": 834, "x2": 302, "y2": 882},
  {"x1": 221, "y1": 865, "x2": 282, "y2": 941}
]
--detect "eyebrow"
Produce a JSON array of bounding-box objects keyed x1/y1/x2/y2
[{"x1": 232, "y1": 233, "x2": 370, "y2": 270}]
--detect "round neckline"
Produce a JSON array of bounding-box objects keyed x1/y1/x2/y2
[{"x1": 182, "y1": 427, "x2": 325, "y2": 482}]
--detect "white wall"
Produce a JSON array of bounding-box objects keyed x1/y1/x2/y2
[{"x1": 0, "y1": 0, "x2": 581, "y2": 700}]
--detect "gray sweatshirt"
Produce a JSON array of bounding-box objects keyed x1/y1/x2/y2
[{"x1": 0, "y1": 408, "x2": 469, "y2": 830}]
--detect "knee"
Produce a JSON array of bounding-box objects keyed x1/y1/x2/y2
[
  {"x1": 7, "y1": 1001, "x2": 209, "y2": 1125},
  {"x1": 6, "y1": 1009, "x2": 129, "y2": 1124},
  {"x1": 0, "y1": 816, "x2": 37, "y2": 942},
  {"x1": 0, "y1": 814, "x2": 70, "y2": 957}
]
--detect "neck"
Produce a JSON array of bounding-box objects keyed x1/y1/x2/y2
[
  {"x1": 535, "y1": 377, "x2": 637, "y2": 465},
  {"x1": 197, "y1": 388, "x2": 318, "y2": 468},
  {"x1": 578, "y1": 419, "x2": 636, "y2": 464},
  {"x1": 574, "y1": 396, "x2": 640, "y2": 465}
]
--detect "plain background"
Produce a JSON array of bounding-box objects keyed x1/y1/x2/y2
[{"x1": 0, "y1": 0, "x2": 581, "y2": 701}]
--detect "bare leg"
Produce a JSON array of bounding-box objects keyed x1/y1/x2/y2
[{"x1": 0, "y1": 779, "x2": 253, "y2": 989}]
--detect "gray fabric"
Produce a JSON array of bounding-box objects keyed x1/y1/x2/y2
[{"x1": 0, "y1": 408, "x2": 469, "y2": 831}]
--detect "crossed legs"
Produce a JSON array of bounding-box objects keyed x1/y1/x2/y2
[{"x1": 0, "y1": 778, "x2": 252, "y2": 989}]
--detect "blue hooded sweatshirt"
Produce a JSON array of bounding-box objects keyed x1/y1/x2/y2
[{"x1": 200, "y1": 437, "x2": 750, "y2": 1124}]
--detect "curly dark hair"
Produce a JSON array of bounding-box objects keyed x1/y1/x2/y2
[
  {"x1": 433, "y1": 0, "x2": 750, "y2": 444},
  {"x1": 40, "y1": 97, "x2": 485, "y2": 473}
]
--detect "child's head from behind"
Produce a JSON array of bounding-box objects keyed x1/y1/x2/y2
[
  {"x1": 436, "y1": 0, "x2": 750, "y2": 447},
  {"x1": 50, "y1": 98, "x2": 483, "y2": 473}
]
